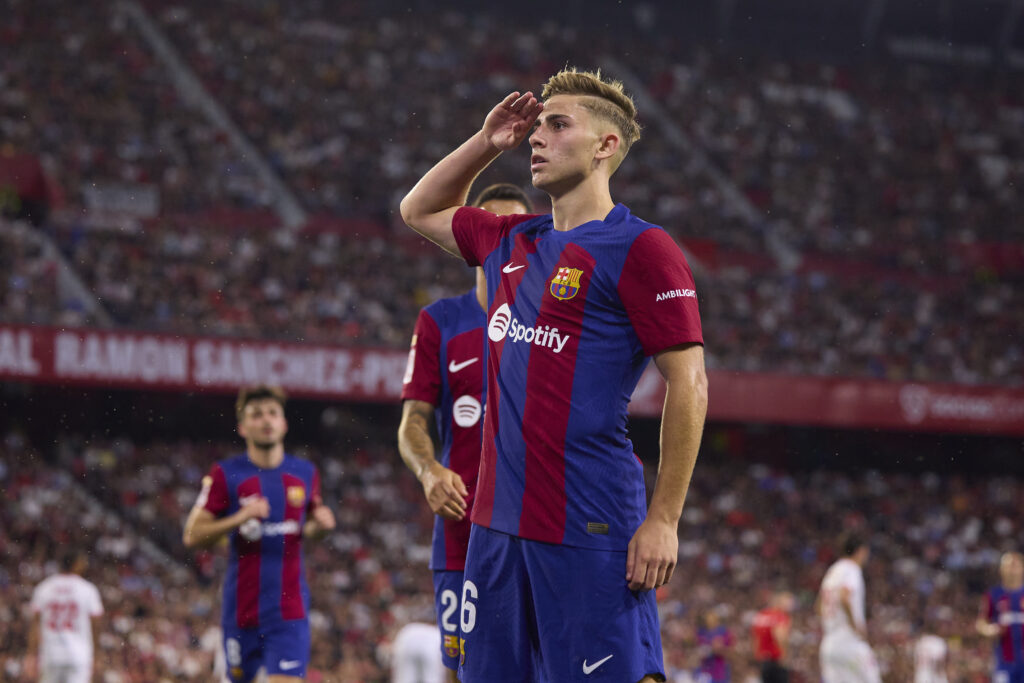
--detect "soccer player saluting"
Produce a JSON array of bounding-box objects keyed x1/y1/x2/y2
[
  {"x1": 401, "y1": 68, "x2": 707, "y2": 682},
  {"x1": 27, "y1": 549, "x2": 104, "y2": 683},
  {"x1": 398, "y1": 183, "x2": 533, "y2": 682},
  {"x1": 976, "y1": 551, "x2": 1024, "y2": 682},
  {"x1": 816, "y1": 532, "x2": 880, "y2": 683},
  {"x1": 183, "y1": 385, "x2": 336, "y2": 683}
]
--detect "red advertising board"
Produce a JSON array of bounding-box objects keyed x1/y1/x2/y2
[{"x1": 3, "y1": 325, "x2": 1023, "y2": 435}]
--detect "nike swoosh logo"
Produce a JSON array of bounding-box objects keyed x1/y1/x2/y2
[
  {"x1": 279, "y1": 660, "x2": 301, "y2": 671},
  {"x1": 502, "y1": 263, "x2": 525, "y2": 273},
  {"x1": 448, "y1": 357, "x2": 479, "y2": 373},
  {"x1": 582, "y1": 655, "x2": 613, "y2": 675}
]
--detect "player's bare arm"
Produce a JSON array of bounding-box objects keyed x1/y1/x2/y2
[
  {"x1": 627, "y1": 343, "x2": 707, "y2": 592},
  {"x1": 839, "y1": 586, "x2": 866, "y2": 640},
  {"x1": 182, "y1": 494, "x2": 270, "y2": 549},
  {"x1": 398, "y1": 399, "x2": 468, "y2": 520},
  {"x1": 400, "y1": 91, "x2": 542, "y2": 256},
  {"x1": 24, "y1": 614, "x2": 39, "y2": 679},
  {"x1": 303, "y1": 504, "x2": 336, "y2": 540}
]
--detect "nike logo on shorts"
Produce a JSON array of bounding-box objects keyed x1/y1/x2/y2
[
  {"x1": 279, "y1": 660, "x2": 301, "y2": 671},
  {"x1": 582, "y1": 654, "x2": 613, "y2": 674}
]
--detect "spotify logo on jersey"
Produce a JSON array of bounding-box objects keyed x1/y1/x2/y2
[
  {"x1": 453, "y1": 395, "x2": 482, "y2": 427},
  {"x1": 488, "y1": 304, "x2": 512, "y2": 342}
]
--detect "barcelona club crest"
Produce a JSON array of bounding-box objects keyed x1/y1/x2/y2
[
  {"x1": 550, "y1": 267, "x2": 584, "y2": 301},
  {"x1": 287, "y1": 485, "x2": 306, "y2": 508}
]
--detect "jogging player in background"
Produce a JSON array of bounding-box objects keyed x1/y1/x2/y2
[
  {"x1": 399, "y1": 182, "x2": 532, "y2": 681},
  {"x1": 401, "y1": 67, "x2": 707, "y2": 682},
  {"x1": 752, "y1": 590, "x2": 794, "y2": 683},
  {"x1": 183, "y1": 385, "x2": 336, "y2": 683},
  {"x1": 976, "y1": 551, "x2": 1024, "y2": 682},
  {"x1": 27, "y1": 549, "x2": 104, "y2": 683},
  {"x1": 817, "y1": 532, "x2": 880, "y2": 683}
]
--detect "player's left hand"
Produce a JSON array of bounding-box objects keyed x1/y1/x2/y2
[
  {"x1": 626, "y1": 518, "x2": 678, "y2": 591},
  {"x1": 312, "y1": 504, "x2": 336, "y2": 532}
]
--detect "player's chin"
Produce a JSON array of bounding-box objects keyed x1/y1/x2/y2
[{"x1": 253, "y1": 438, "x2": 281, "y2": 450}]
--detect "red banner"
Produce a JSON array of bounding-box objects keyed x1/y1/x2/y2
[
  {"x1": 2, "y1": 325, "x2": 1023, "y2": 435},
  {"x1": 630, "y1": 368, "x2": 1024, "y2": 435},
  {"x1": 0, "y1": 324, "x2": 408, "y2": 403}
]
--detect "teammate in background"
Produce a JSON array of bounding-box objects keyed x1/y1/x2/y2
[
  {"x1": 27, "y1": 549, "x2": 104, "y2": 683},
  {"x1": 694, "y1": 610, "x2": 733, "y2": 683},
  {"x1": 976, "y1": 551, "x2": 1024, "y2": 682},
  {"x1": 183, "y1": 385, "x2": 336, "y2": 683},
  {"x1": 390, "y1": 622, "x2": 448, "y2": 683},
  {"x1": 398, "y1": 183, "x2": 533, "y2": 681},
  {"x1": 752, "y1": 591, "x2": 793, "y2": 683},
  {"x1": 817, "y1": 532, "x2": 880, "y2": 683},
  {"x1": 401, "y1": 68, "x2": 707, "y2": 682}
]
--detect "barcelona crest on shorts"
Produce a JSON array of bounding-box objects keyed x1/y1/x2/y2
[
  {"x1": 287, "y1": 485, "x2": 306, "y2": 507},
  {"x1": 444, "y1": 634, "x2": 460, "y2": 658},
  {"x1": 550, "y1": 267, "x2": 584, "y2": 301}
]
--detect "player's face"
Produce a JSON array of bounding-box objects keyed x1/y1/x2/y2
[
  {"x1": 238, "y1": 398, "x2": 288, "y2": 449},
  {"x1": 478, "y1": 198, "x2": 529, "y2": 216},
  {"x1": 1001, "y1": 554, "x2": 1024, "y2": 586},
  {"x1": 528, "y1": 95, "x2": 608, "y2": 195}
]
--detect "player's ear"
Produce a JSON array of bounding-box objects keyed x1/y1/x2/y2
[
  {"x1": 282, "y1": 417, "x2": 289, "y2": 438},
  {"x1": 237, "y1": 422, "x2": 247, "y2": 439},
  {"x1": 594, "y1": 132, "x2": 620, "y2": 162}
]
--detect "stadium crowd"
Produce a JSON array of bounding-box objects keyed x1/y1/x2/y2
[
  {"x1": 1, "y1": 0, "x2": 1021, "y2": 386},
  {"x1": 0, "y1": 423, "x2": 1017, "y2": 681}
]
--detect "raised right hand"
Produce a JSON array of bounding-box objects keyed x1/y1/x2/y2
[{"x1": 482, "y1": 91, "x2": 544, "y2": 151}]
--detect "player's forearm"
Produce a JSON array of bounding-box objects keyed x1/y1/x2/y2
[
  {"x1": 647, "y1": 367, "x2": 708, "y2": 525},
  {"x1": 397, "y1": 405, "x2": 438, "y2": 480},
  {"x1": 400, "y1": 130, "x2": 501, "y2": 228},
  {"x1": 183, "y1": 511, "x2": 245, "y2": 548}
]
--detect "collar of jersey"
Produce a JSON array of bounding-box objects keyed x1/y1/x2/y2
[{"x1": 541, "y1": 203, "x2": 629, "y2": 236}]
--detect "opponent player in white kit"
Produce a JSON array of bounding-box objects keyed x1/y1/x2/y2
[
  {"x1": 913, "y1": 631, "x2": 948, "y2": 683},
  {"x1": 27, "y1": 550, "x2": 104, "y2": 683},
  {"x1": 391, "y1": 622, "x2": 447, "y2": 683},
  {"x1": 817, "y1": 532, "x2": 880, "y2": 683}
]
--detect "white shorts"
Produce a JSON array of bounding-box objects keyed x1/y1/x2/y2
[
  {"x1": 820, "y1": 633, "x2": 881, "y2": 683},
  {"x1": 40, "y1": 662, "x2": 91, "y2": 683}
]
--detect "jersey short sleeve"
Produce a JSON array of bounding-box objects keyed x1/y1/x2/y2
[
  {"x1": 983, "y1": 591, "x2": 996, "y2": 622},
  {"x1": 401, "y1": 309, "x2": 442, "y2": 405},
  {"x1": 87, "y1": 582, "x2": 104, "y2": 617},
  {"x1": 617, "y1": 228, "x2": 704, "y2": 356},
  {"x1": 452, "y1": 206, "x2": 532, "y2": 266},
  {"x1": 199, "y1": 463, "x2": 230, "y2": 517}
]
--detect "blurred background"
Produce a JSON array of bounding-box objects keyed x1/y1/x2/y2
[{"x1": 1, "y1": 0, "x2": 1022, "y2": 680}]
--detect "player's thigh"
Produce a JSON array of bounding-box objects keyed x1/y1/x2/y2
[
  {"x1": 821, "y1": 639, "x2": 879, "y2": 683},
  {"x1": 433, "y1": 570, "x2": 464, "y2": 672},
  {"x1": 459, "y1": 525, "x2": 540, "y2": 682},
  {"x1": 223, "y1": 626, "x2": 265, "y2": 683},
  {"x1": 260, "y1": 619, "x2": 311, "y2": 680},
  {"x1": 522, "y1": 540, "x2": 664, "y2": 682}
]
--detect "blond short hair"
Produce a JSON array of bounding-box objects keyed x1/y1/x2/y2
[{"x1": 541, "y1": 68, "x2": 642, "y2": 167}]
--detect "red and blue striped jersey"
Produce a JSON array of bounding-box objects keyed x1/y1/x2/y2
[
  {"x1": 401, "y1": 289, "x2": 487, "y2": 571},
  {"x1": 453, "y1": 204, "x2": 703, "y2": 550},
  {"x1": 199, "y1": 453, "x2": 321, "y2": 629},
  {"x1": 984, "y1": 585, "x2": 1024, "y2": 665}
]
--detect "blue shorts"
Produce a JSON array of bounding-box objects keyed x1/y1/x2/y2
[
  {"x1": 223, "y1": 619, "x2": 310, "y2": 682},
  {"x1": 994, "y1": 664, "x2": 1024, "y2": 683},
  {"x1": 433, "y1": 570, "x2": 465, "y2": 671},
  {"x1": 459, "y1": 524, "x2": 665, "y2": 682}
]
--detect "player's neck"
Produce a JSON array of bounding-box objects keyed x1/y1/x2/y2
[
  {"x1": 246, "y1": 443, "x2": 285, "y2": 469},
  {"x1": 1005, "y1": 581, "x2": 1024, "y2": 591},
  {"x1": 548, "y1": 179, "x2": 615, "y2": 232}
]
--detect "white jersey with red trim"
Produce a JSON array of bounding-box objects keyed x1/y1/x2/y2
[{"x1": 30, "y1": 573, "x2": 103, "y2": 667}]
